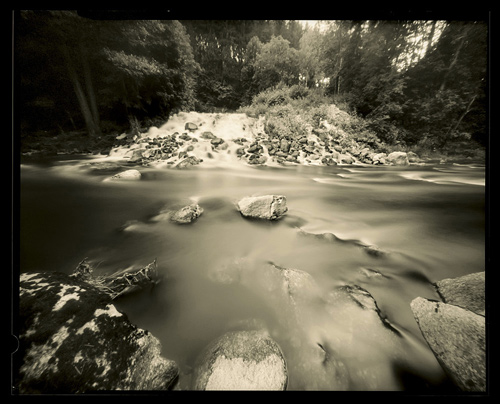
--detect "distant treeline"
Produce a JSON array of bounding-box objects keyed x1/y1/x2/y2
[{"x1": 15, "y1": 12, "x2": 488, "y2": 147}]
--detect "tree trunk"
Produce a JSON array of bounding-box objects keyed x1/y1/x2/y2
[
  {"x1": 61, "y1": 44, "x2": 100, "y2": 137},
  {"x1": 79, "y1": 41, "x2": 101, "y2": 135},
  {"x1": 439, "y1": 27, "x2": 469, "y2": 92},
  {"x1": 445, "y1": 94, "x2": 477, "y2": 138}
]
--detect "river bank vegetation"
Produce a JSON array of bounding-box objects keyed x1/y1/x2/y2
[{"x1": 15, "y1": 12, "x2": 488, "y2": 161}]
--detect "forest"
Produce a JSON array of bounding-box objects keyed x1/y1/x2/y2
[{"x1": 15, "y1": 11, "x2": 488, "y2": 157}]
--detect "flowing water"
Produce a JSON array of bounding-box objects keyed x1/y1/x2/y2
[{"x1": 19, "y1": 155, "x2": 485, "y2": 391}]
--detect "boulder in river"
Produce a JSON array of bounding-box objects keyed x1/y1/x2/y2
[
  {"x1": 237, "y1": 195, "x2": 288, "y2": 220},
  {"x1": 386, "y1": 151, "x2": 409, "y2": 166},
  {"x1": 175, "y1": 156, "x2": 202, "y2": 169},
  {"x1": 435, "y1": 271, "x2": 485, "y2": 315},
  {"x1": 14, "y1": 271, "x2": 178, "y2": 393},
  {"x1": 185, "y1": 122, "x2": 198, "y2": 131},
  {"x1": 192, "y1": 330, "x2": 288, "y2": 390},
  {"x1": 410, "y1": 297, "x2": 485, "y2": 392},
  {"x1": 104, "y1": 169, "x2": 141, "y2": 181},
  {"x1": 170, "y1": 204, "x2": 204, "y2": 224}
]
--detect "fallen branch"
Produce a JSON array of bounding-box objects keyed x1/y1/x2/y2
[{"x1": 71, "y1": 258, "x2": 161, "y2": 300}]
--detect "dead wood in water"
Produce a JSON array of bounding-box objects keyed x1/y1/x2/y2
[{"x1": 71, "y1": 257, "x2": 161, "y2": 300}]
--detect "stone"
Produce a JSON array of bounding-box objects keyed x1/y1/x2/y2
[
  {"x1": 386, "y1": 151, "x2": 409, "y2": 166},
  {"x1": 410, "y1": 297, "x2": 485, "y2": 392},
  {"x1": 371, "y1": 152, "x2": 387, "y2": 163},
  {"x1": 175, "y1": 156, "x2": 202, "y2": 169},
  {"x1": 105, "y1": 169, "x2": 141, "y2": 181},
  {"x1": 321, "y1": 156, "x2": 337, "y2": 166},
  {"x1": 435, "y1": 271, "x2": 485, "y2": 315},
  {"x1": 210, "y1": 137, "x2": 224, "y2": 146},
  {"x1": 14, "y1": 272, "x2": 178, "y2": 393},
  {"x1": 127, "y1": 148, "x2": 147, "y2": 163},
  {"x1": 248, "y1": 155, "x2": 267, "y2": 165},
  {"x1": 192, "y1": 330, "x2": 287, "y2": 390},
  {"x1": 338, "y1": 154, "x2": 354, "y2": 164},
  {"x1": 185, "y1": 122, "x2": 198, "y2": 131},
  {"x1": 280, "y1": 138, "x2": 290, "y2": 152},
  {"x1": 407, "y1": 151, "x2": 420, "y2": 162},
  {"x1": 237, "y1": 195, "x2": 288, "y2": 220},
  {"x1": 330, "y1": 284, "x2": 400, "y2": 335},
  {"x1": 201, "y1": 131, "x2": 215, "y2": 139},
  {"x1": 170, "y1": 204, "x2": 204, "y2": 224}
]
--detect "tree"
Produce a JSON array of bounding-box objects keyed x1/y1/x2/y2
[
  {"x1": 402, "y1": 21, "x2": 488, "y2": 146},
  {"x1": 253, "y1": 35, "x2": 300, "y2": 90},
  {"x1": 100, "y1": 20, "x2": 199, "y2": 126},
  {"x1": 298, "y1": 25, "x2": 324, "y2": 87},
  {"x1": 17, "y1": 10, "x2": 102, "y2": 137}
]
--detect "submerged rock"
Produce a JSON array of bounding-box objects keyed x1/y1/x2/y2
[
  {"x1": 170, "y1": 204, "x2": 204, "y2": 224},
  {"x1": 104, "y1": 169, "x2": 141, "y2": 181},
  {"x1": 329, "y1": 284, "x2": 400, "y2": 335},
  {"x1": 192, "y1": 330, "x2": 287, "y2": 390},
  {"x1": 410, "y1": 297, "x2": 485, "y2": 392},
  {"x1": 435, "y1": 271, "x2": 485, "y2": 315},
  {"x1": 237, "y1": 195, "x2": 288, "y2": 220},
  {"x1": 14, "y1": 272, "x2": 178, "y2": 393}
]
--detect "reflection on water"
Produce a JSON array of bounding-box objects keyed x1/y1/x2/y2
[{"x1": 19, "y1": 159, "x2": 485, "y2": 391}]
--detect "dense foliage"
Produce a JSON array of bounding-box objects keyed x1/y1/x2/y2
[{"x1": 15, "y1": 12, "x2": 488, "y2": 153}]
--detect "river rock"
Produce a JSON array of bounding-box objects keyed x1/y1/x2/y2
[
  {"x1": 410, "y1": 297, "x2": 486, "y2": 392},
  {"x1": 128, "y1": 148, "x2": 146, "y2": 163},
  {"x1": 280, "y1": 138, "x2": 290, "y2": 153},
  {"x1": 170, "y1": 204, "x2": 204, "y2": 224},
  {"x1": 435, "y1": 271, "x2": 485, "y2": 315},
  {"x1": 407, "y1": 151, "x2": 420, "y2": 162},
  {"x1": 105, "y1": 169, "x2": 141, "y2": 181},
  {"x1": 338, "y1": 153, "x2": 354, "y2": 164},
  {"x1": 14, "y1": 272, "x2": 178, "y2": 393},
  {"x1": 329, "y1": 284, "x2": 400, "y2": 335},
  {"x1": 237, "y1": 195, "x2": 288, "y2": 220},
  {"x1": 386, "y1": 151, "x2": 409, "y2": 166},
  {"x1": 201, "y1": 131, "x2": 215, "y2": 139},
  {"x1": 210, "y1": 137, "x2": 224, "y2": 146},
  {"x1": 192, "y1": 330, "x2": 288, "y2": 390},
  {"x1": 175, "y1": 156, "x2": 202, "y2": 169},
  {"x1": 371, "y1": 152, "x2": 387, "y2": 163},
  {"x1": 185, "y1": 122, "x2": 198, "y2": 131}
]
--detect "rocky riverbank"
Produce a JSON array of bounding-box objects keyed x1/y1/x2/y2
[
  {"x1": 102, "y1": 111, "x2": 418, "y2": 169},
  {"x1": 21, "y1": 110, "x2": 486, "y2": 168},
  {"x1": 410, "y1": 271, "x2": 486, "y2": 392}
]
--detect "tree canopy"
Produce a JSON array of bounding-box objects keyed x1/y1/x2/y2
[{"x1": 15, "y1": 12, "x2": 488, "y2": 149}]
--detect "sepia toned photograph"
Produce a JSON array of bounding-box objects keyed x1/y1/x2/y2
[{"x1": 12, "y1": 10, "x2": 488, "y2": 394}]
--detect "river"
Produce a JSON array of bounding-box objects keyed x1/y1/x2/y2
[{"x1": 18, "y1": 157, "x2": 485, "y2": 391}]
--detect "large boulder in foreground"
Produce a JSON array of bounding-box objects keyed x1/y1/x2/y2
[
  {"x1": 435, "y1": 271, "x2": 485, "y2": 315},
  {"x1": 14, "y1": 272, "x2": 178, "y2": 393},
  {"x1": 192, "y1": 330, "x2": 288, "y2": 390},
  {"x1": 237, "y1": 195, "x2": 288, "y2": 220},
  {"x1": 410, "y1": 297, "x2": 485, "y2": 392}
]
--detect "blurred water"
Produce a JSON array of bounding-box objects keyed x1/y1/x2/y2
[{"x1": 19, "y1": 158, "x2": 485, "y2": 391}]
